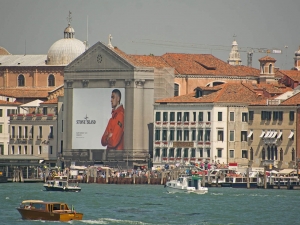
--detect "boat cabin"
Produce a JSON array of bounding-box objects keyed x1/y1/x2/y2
[{"x1": 19, "y1": 200, "x2": 71, "y2": 212}]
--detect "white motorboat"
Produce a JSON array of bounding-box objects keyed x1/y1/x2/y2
[
  {"x1": 165, "y1": 175, "x2": 208, "y2": 194},
  {"x1": 43, "y1": 176, "x2": 81, "y2": 192}
]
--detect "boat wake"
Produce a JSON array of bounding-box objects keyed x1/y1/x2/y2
[{"x1": 77, "y1": 218, "x2": 154, "y2": 224}]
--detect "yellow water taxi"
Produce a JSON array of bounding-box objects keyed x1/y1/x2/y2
[{"x1": 16, "y1": 200, "x2": 83, "y2": 222}]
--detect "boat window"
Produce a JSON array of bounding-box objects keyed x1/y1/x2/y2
[
  {"x1": 61, "y1": 204, "x2": 65, "y2": 210},
  {"x1": 32, "y1": 203, "x2": 46, "y2": 210},
  {"x1": 53, "y1": 204, "x2": 60, "y2": 210}
]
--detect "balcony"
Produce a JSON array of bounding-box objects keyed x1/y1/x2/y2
[
  {"x1": 205, "y1": 122, "x2": 211, "y2": 127},
  {"x1": 169, "y1": 122, "x2": 176, "y2": 127},
  {"x1": 169, "y1": 157, "x2": 175, "y2": 161},
  {"x1": 205, "y1": 142, "x2": 211, "y2": 145},
  {"x1": 162, "y1": 121, "x2": 168, "y2": 127},
  {"x1": 183, "y1": 122, "x2": 189, "y2": 126}
]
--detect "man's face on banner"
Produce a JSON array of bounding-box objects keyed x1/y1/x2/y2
[{"x1": 111, "y1": 92, "x2": 120, "y2": 109}]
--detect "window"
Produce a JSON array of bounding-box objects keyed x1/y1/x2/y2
[
  {"x1": 205, "y1": 130, "x2": 211, "y2": 141},
  {"x1": 155, "y1": 130, "x2": 160, "y2": 141},
  {"x1": 50, "y1": 146, "x2": 53, "y2": 154},
  {"x1": 249, "y1": 111, "x2": 254, "y2": 121},
  {"x1": 18, "y1": 146, "x2": 21, "y2": 154},
  {"x1": 192, "y1": 130, "x2": 196, "y2": 141},
  {"x1": 31, "y1": 146, "x2": 33, "y2": 155},
  {"x1": 218, "y1": 112, "x2": 222, "y2": 121},
  {"x1": 273, "y1": 111, "x2": 278, "y2": 120},
  {"x1": 18, "y1": 126, "x2": 22, "y2": 139},
  {"x1": 289, "y1": 111, "x2": 295, "y2": 121},
  {"x1": 174, "y1": 83, "x2": 179, "y2": 96},
  {"x1": 183, "y1": 112, "x2": 189, "y2": 122},
  {"x1": 199, "y1": 148, "x2": 203, "y2": 157},
  {"x1": 48, "y1": 74, "x2": 55, "y2": 86},
  {"x1": 229, "y1": 131, "x2": 234, "y2": 142},
  {"x1": 191, "y1": 148, "x2": 196, "y2": 157},
  {"x1": 162, "y1": 148, "x2": 167, "y2": 157},
  {"x1": 177, "y1": 112, "x2": 182, "y2": 122},
  {"x1": 207, "y1": 112, "x2": 211, "y2": 121},
  {"x1": 24, "y1": 146, "x2": 27, "y2": 155},
  {"x1": 278, "y1": 111, "x2": 283, "y2": 121},
  {"x1": 155, "y1": 149, "x2": 160, "y2": 157},
  {"x1": 262, "y1": 148, "x2": 265, "y2": 160},
  {"x1": 11, "y1": 146, "x2": 15, "y2": 154},
  {"x1": 230, "y1": 112, "x2": 234, "y2": 121},
  {"x1": 62, "y1": 120, "x2": 63, "y2": 132},
  {"x1": 38, "y1": 146, "x2": 41, "y2": 154},
  {"x1": 169, "y1": 148, "x2": 174, "y2": 157},
  {"x1": 18, "y1": 74, "x2": 25, "y2": 86},
  {"x1": 269, "y1": 64, "x2": 272, "y2": 73},
  {"x1": 184, "y1": 148, "x2": 189, "y2": 157},
  {"x1": 198, "y1": 130, "x2": 203, "y2": 141},
  {"x1": 250, "y1": 148, "x2": 253, "y2": 161},
  {"x1": 0, "y1": 109, "x2": 2, "y2": 117},
  {"x1": 242, "y1": 150, "x2": 248, "y2": 158},
  {"x1": 192, "y1": 112, "x2": 196, "y2": 122},
  {"x1": 170, "y1": 112, "x2": 175, "y2": 121},
  {"x1": 217, "y1": 149, "x2": 222, "y2": 157},
  {"x1": 229, "y1": 150, "x2": 234, "y2": 158},
  {"x1": 162, "y1": 130, "x2": 167, "y2": 141},
  {"x1": 241, "y1": 131, "x2": 247, "y2": 142},
  {"x1": 49, "y1": 126, "x2": 54, "y2": 139},
  {"x1": 280, "y1": 149, "x2": 283, "y2": 161},
  {"x1": 163, "y1": 112, "x2": 168, "y2": 121},
  {"x1": 177, "y1": 130, "x2": 182, "y2": 141},
  {"x1": 206, "y1": 148, "x2": 210, "y2": 158},
  {"x1": 261, "y1": 111, "x2": 271, "y2": 120},
  {"x1": 155, "y1": 112, "x2": 161, "y2": 122},
  {"x1": 170, "y1": 130, "x2": 174, "y2": 141},
  {"x1": 184, "y1": 130, "x2": 189, "y2": 141},
  {"x1": 198, "y1": 112, "x2": 203, "y2": 121},
  {"x1": 0, "y1": 145, "x2": 3, "y2": 155},
  {"x1": 176, "y1": 148, "x2": 182, "y2": 158},
  {"x1": 43, "y1": 107, "x2": 48, "y2": 115},
  {"x1": 242, "y1": 112, "x2": 248, "y2": 122},
  {"x1": 7, "y1": 109, "x2": 16, "y2": 116},
  {"x1": 217, "y1": 130, "x2": 224, "y2": 141},
  {"x1": 0, "y1": 125, "x2": 2, "y2": 133}
]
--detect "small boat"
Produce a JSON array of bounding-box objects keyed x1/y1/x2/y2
[
  {"x1": 43, "y1": 176, "x2": 81, "y2": 192},
  {"x1": 16, "y1": 200, "x2": 83, "y2": 221},
  {"x1": 165, "y1": 175, "x2": 208, "y2": 194}
]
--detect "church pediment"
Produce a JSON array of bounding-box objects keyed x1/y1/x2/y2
[{"x1": 65, "y1": 41, "x2": 134, "y2": 72}]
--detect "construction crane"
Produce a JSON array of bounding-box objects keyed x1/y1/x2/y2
[{"x1": 132, "y1": 39, "x2": 282, "y2": 67}]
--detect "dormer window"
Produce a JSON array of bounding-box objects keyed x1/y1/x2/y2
[{"x1": 195, "y1": 89, "x2": 202, "y2": 98}]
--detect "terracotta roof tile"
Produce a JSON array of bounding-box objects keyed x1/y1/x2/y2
[
  {"x1": 259, "y1": 56, "x2": 276, "y2": 62},
  {"x1": 278, "y1": 70, "x2": 300, "y2": 82},
  {"x1": 0, "y1": 88, "x2": 53, "y2": 98},
  {"x1": 280, "y1": 92, "x2": 300, "y2": 105},
  {"x1": 156, "y1": 83, "x2": 262, "y2": 104},
  {"x1": 0, "y1": 99, "x2": 21, "y2": 106},
  {"x1": 40, "y1": 98, "x2": 58, "y2": 104}
]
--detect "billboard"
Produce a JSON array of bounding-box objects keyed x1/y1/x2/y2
[{"x1": 72, "y1": 88, "x2": 125, "y2": 150}]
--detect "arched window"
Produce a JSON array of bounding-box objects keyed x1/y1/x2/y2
[
  {"x1": 269, "y1": 64, "x2": 272, "y2": 74},
  {"x1": 18, "y1": 74, "x2": 25, "y2": 87},
  {"x1": 267, "y1": 146, "x2": 271, "y2": 160},
  {"x1": 48, "y1": 74, "x2": 55, "y2": 86},
  {"x1": 250, "y1": 147, "x2": 253, "y2": 161},
  {"x1": 274, "y1": 147, "x2": 278, "y2": 160},
  {"x1": 174, "y1": 83, "x2": 179, "y2": 97},
  {"x1": 280, "y1": 148, "x2": 283, "y2": 161},
  {"x1": 292, "y1": 148, "x2": 295, "y2": 161},
  {"x1": 262, "y1": 148, "x2": 265, "y2": 160}
]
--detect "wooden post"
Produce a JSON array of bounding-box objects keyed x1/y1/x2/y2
[
  {"x1": 105, "y1": 169, "x2": 108, "y2": 184},
  {"x1": 247, "y1": 166, "x2": 250, "y2": 189},
  {"x1": 202, "y1": 172, "x2": 205, "y2": 187},
  {"x1": 161, "y1": 172, "x2": 164, "y2": 185},
  {"x1": 264, "y1": 166, "x2": 267, "y2": 189},
  {"x1": 147, "y1": 171, "x2": 150, "y2": 184}
]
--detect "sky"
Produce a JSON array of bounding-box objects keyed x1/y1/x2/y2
[{"x1": 1, "y1": 0, "x2": 300, "y2": 69}]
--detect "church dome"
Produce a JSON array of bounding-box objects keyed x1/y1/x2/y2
[
  {"x1": 46, "y1": 22, "x2": 85, "y2": 65},
  {"x1": 295, "y1": 46, "x2": 300, "y2": 57}
]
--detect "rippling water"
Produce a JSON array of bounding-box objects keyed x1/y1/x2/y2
[{"x1": 0, "y1": 183, "x2": 299, "y2": 225}]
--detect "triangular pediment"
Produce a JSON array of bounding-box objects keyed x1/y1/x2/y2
[{"x1": 65, "y1": 41, "x2": 134, "y2": 71}]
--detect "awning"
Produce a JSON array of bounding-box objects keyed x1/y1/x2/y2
[
  {"x1": 266, "y1": 132, "x2": 274, "y2": 138},
  {"x1": 247, "y1": 131, "x2": 253, "y2": 138},
  {"x1": 259, "y1": 131, "x2": 265, "y2": 138},
  {"x1": 277, "y1": 132, "x2": 282, "y2": 139},
  {"x1": 288, "y1": 132, "x2": 294, "y2": 139},
  {"x1": 278, "y1": 169, "x2": 295, "y2": 175},
  {"x1": 264, "y1": 131, "x2": 270, "y2": 138},
  {"x1": 271, "y1": 132, "x2": 277, "y2": 138}
]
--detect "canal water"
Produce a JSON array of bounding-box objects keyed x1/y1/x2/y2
[{"x1": 0, "y1": 183, "x2": 299, "y2": 225}]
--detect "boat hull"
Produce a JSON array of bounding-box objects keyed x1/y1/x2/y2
[
  {"x1": 17, "y1": 208, "x2": 83, "y2": 221},
  {"x1": 43, "y1": 186, "x2": 81, "y2": 192},
  {"x1": 166, "y1": 186, "x2": 208, "y2": 194}
]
